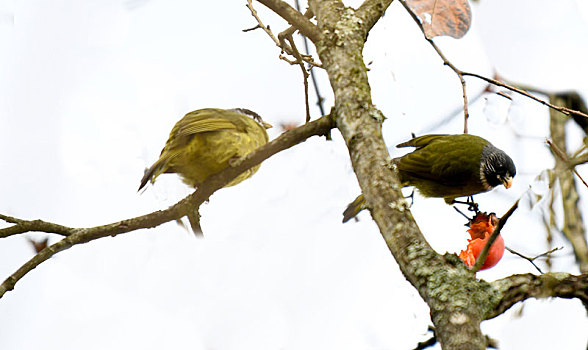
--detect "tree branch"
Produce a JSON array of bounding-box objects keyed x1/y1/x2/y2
[
  {"x1": 0, "y1": 114, "x2": 335, "y2": 299},
  {"x1": 0, "y1": 214, "x2": 74, "y2": 238},
  {"x1": 356, "y1": 0, "x2": 395, "y2": 34},
  {"x1": 461, "y1": 72, "x2": 588, "y2": 120},
  {"x1": 471, "y1": 200, "x2": 519, "y2": 273},
  {"x1": 505, "y1": 246, "x2": 563, "y2": 274},
  {"x1": 246, "y1": 1, "x2": 321, "y2": 68},
  {"x1": 255, "y1": 0, "x2": 322, "y2": 43},
  {"x1": 488, "y1": 272, "x2": 588, "y2": 319},
  {"x1": 283, "y1": 32, "x2": 312, "y2": 122},
  {"x1": 309, "y1": 1, "x2": 490, "y2": 349},
  {"x1": 290, "y1": 2, "x2": 327, "y2": 118},
  {"x1": 569, "y1": 152, "x2": 588, "y2": 168},
  {"x1": 548, "y1": 139, "x2": 588, "y2": 189},
  {"x1": 548, "y1": 95, "x2": 588, "y2": 273}
]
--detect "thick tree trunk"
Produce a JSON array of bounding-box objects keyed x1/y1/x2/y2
[{"x1": 308, "y1": 1, "x2": 487, "y2": 348}]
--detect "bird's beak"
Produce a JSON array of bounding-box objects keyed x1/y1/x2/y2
[
  {"x1": 262, "y1": 121, "x2": 273, "y2": 129},
  {"x1": 501, "y1": 176, "x2": 513, "y2": 189}
]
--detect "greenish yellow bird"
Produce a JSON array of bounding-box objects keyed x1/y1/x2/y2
[
  {"x1": 139, "y1": 108, "x2": 271, "y2": 191},
  {"x1": 342, "y1": 134, "x2": 516, "y2": 222}
]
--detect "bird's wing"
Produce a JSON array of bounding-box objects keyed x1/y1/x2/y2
[
  {"x1": 158, "y1": 109, "x2": 242, "y2": 153},
  {"x1": 175, "y1": 109, "x2": 239, "y2": 137},
  {"x1": 396, "y1": 134, "x2": 449, "y2": 149},
  {"x1": 396, "y1": 139, "x2": 476, "y2": 185},
  {"x1": 395, "y1": 151, "x2": 438, "y2": 181}
]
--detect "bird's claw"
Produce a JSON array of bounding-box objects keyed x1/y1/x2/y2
[
  {"x1": 452, "y1": 196, "x2": 479, "y2": 213},
  {"x1": 405, "y1": 190, "x2": 415, "y2": 207}
]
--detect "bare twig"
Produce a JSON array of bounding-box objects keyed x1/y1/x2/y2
[
  {"x1": 414, "y1": 335, "x2": 437, "y2": 350},
  {"x1": 0, "y1": 215, "x2": 74, "y2": 238},
  {"x1": 542, "y1": 214, "x2": 555, "y2": 271},
  {"x1": 0, "y1": 114, "x2": 336, "y2": 298},
  {"x1": 0, "y1": 213, "x2": 24, "y2": 225},
  {"x1": 462, "y1": 72, "x2": 588, "y2": 120},
  {"x1": 418, "y1": 89, "x2": 486, "y2": 134},
  {"x1": 292, "y1": 1, "x2": 326, "y2": 117},
  {"x1": 495, "y1": 90, "x2": 512, "y2": 100},
  {"x1": 266, "y1": 4, "x2": 323, "y2": 122},
  {"x1": 242, "y1": 24, "x2": 263, "y2": 32},
  {"x1": 284, "y1": 33, "x2": 312, "y2": 122},
  {"x1": 187, "y1": 209, "x2": 203, "y2": 237},
  {"x1": 246, "y1": 0, "x2": 321, "y2": 68},
  {"x1": 246, "y1": 0, "x2": 281, "y2": 45},
  {"x1": 569, "y1": 152, "x2": 588, "y2": 168},
  {"x1": 546, "y1": 138, "x2": 569, "y2": 161},
  {"x1": 471, "y1": 200, "x2": 519, "y2": 273},
  {"x1": 505, "y1": 246, "x2": 563, "y2": 274},
  {"x1": 547, "y1": 139, "x2": 588, "y2": 190}
]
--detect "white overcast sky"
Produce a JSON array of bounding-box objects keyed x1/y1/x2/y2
[{"x1": 1, "y1": 0, "x2": 587, "y2": 349}]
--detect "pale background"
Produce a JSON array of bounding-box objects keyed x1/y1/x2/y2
[{"x1": 0, "y1": 0, "x2": 587, "y2": 349}]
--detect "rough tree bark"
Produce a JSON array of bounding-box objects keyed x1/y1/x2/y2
[{"x1": 307, "y1": 1, "x2": 490, "y2": 348}]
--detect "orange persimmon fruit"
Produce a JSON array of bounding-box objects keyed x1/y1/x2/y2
[{"x1": 458, "y1": 212, "x2": 505, "y2": 270}]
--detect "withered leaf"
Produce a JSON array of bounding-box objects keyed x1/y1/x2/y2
[
  {"x1": 27, "y1": 237, "x2": 49, "y2": 253},
  {"x1": 405, "y1": 0, "x2": 472, "y2": 39}
]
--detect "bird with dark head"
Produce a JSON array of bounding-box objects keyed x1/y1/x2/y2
[{"x1": 342, "y1": 134, "x2": 516, "y2": 222}]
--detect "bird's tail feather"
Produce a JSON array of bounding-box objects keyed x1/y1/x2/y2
[
  {"x1": 138, "y1": 156, "x2": 170, "y2": 191},
  {"x1": 342, "y1": 194, "x2": 366, "y2": 223}
]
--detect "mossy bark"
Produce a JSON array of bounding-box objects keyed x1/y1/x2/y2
[{"x1": 308, "y1": 1, "x2": 488, "y2": 348}]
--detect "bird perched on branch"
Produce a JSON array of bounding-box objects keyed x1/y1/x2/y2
[
  {"x1": 139, "y1": 108, "x2": 271, "y2": 235},
  {"x1": 139, "y1": 108, "x2": 271, "y2": 191},
  {"x1": 342, "y1": 134, "x2": 516, "y2": 223}
]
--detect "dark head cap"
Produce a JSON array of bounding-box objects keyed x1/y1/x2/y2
[
  {"x1": 481, "y1": 144, "x2": 516, "y2": 189},
  {"x1": 231, "y1": 108, "x2": 272, "y2": 129}
]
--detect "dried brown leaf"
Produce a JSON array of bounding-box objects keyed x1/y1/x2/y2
[
  {"x1": 27, "y1": 237, "x2": 49, "y2": 253},
  {"x1": 405, "y1": 0, "x2": 472, "y2": 39}
]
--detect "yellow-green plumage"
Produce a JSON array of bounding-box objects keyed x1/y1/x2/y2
[{"x1": 139, "y1": 108, "x2": 270, "y2": 191}]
